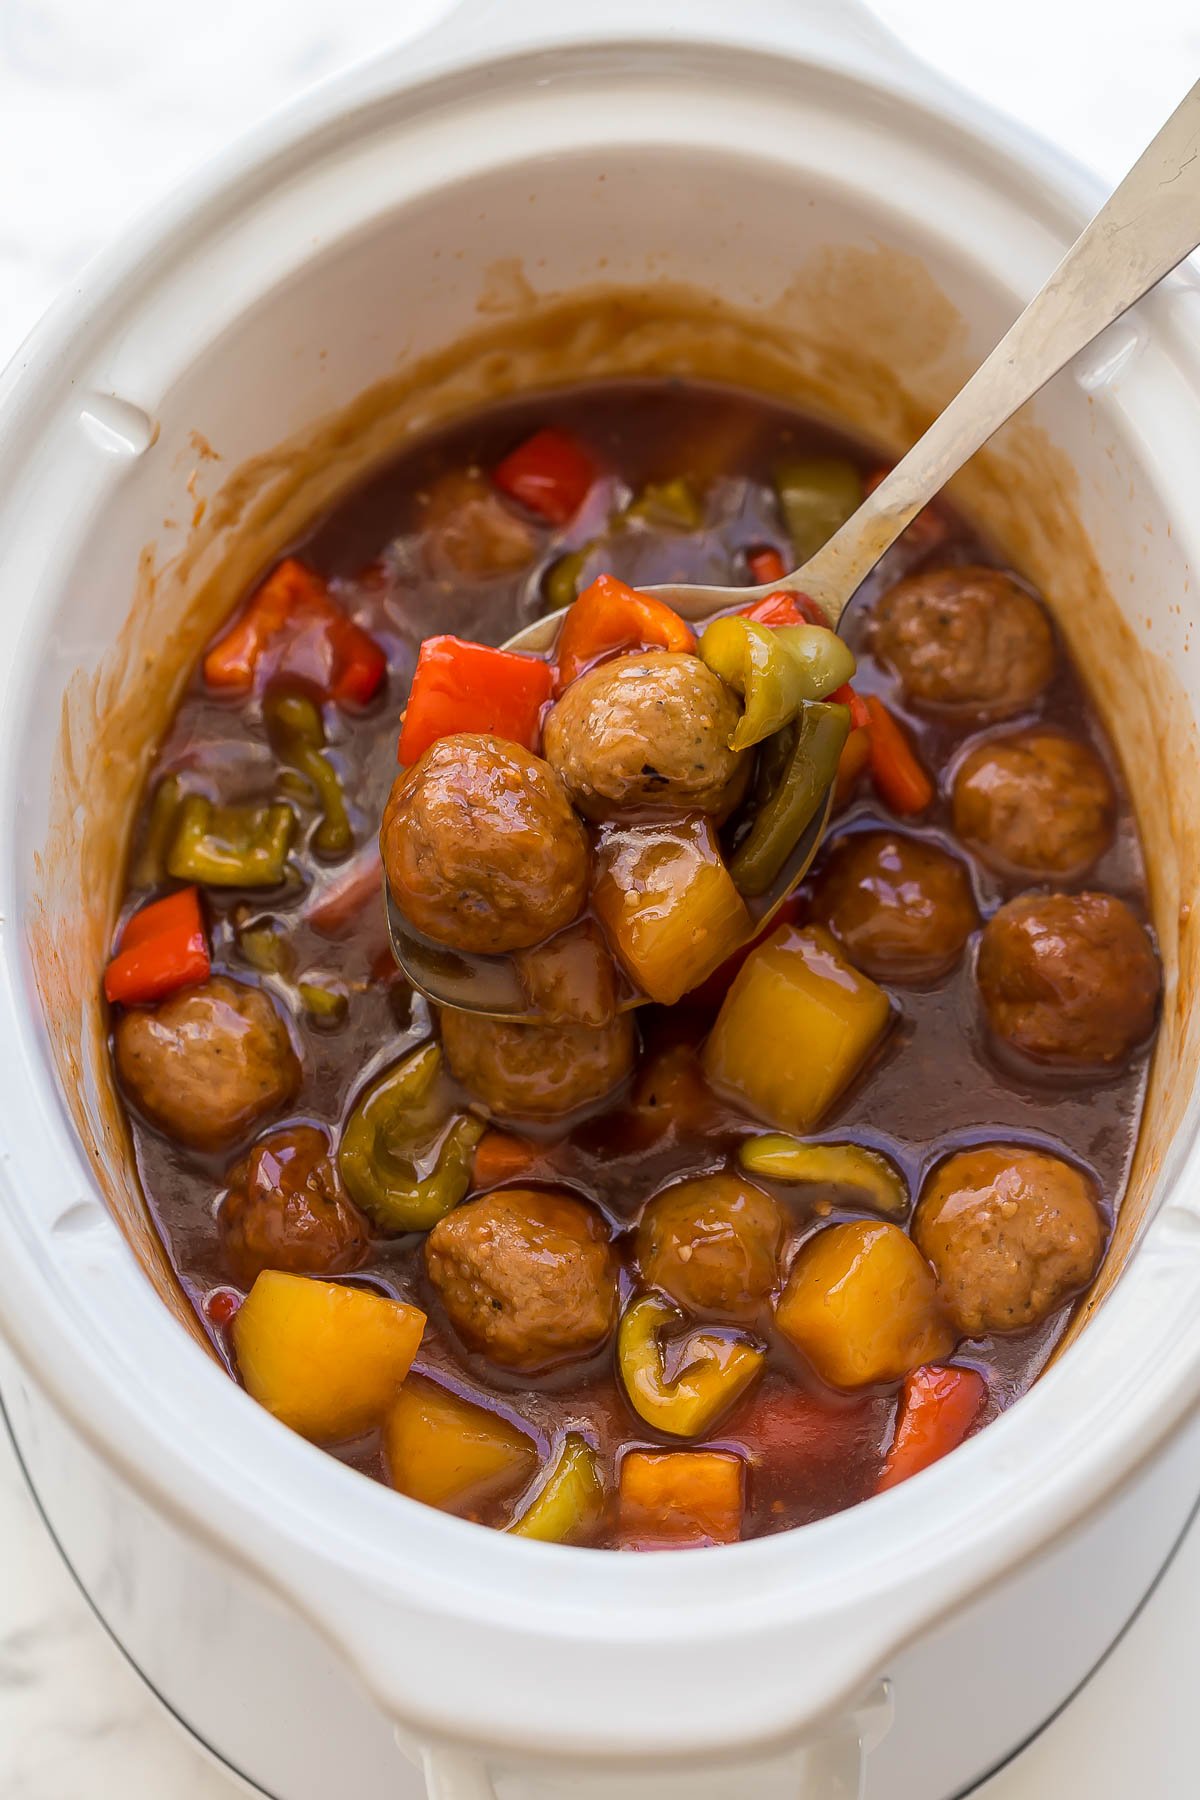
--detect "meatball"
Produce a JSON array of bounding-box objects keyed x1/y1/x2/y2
[
  {"x1": 636, "y1": 1173, "x2": 785, "y2": 1320},
  {"x1": 219, "y1": 1124, "x2": 368, "y2": 1288},
  {"x1": 914, "y1": 1145, "x2": 1105, "y2": 1336},
  {"x1": 542, "y1": 651, "x2": 747, "y2": 820},
  {"x1": 871, "y1": 566, "x2": 1055, "y2": 718},
  {"x1": 952, "y1": 730, "x2": 1114, "y2": 879},
  {"x1": 808, "y1": 831, "x2": 979, "y2": 981},
  {"x1": 381, "y1": 735, "x2": 589, "y2": 955},
  {"x1": 978, "y1": 891, "x2": 1159, "y2": 1067},
  {"x1": 114, "y1": 976, "x2": 300, "y2": 1150},
  {"x1": 440, "y1": 1006, "x2": 635, "y2": 1119},
  {"x1": 425, "y1": 1187, "x2": 618, "y2": 1370}
]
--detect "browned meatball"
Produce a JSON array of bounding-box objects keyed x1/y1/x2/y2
[
  {"x1": 219, "y1": 1124, "x2": 369, "y2": 1288},
  {"x1": 114, "y1": 976, "x2": 300, "y2": 1151},
  {"x1": 636, "y1": 1172, "x2": 785, "y2": 1320},
  {"x1": 425, "y1": 1187, "x2": 618, "y2": 1370},
  {"x1": 872, "y1": 566, "x2": 1055, "y2": 719},
  {"x1": 808, "y1": 831, "x2": 979, "y2": 981},
  {"x1": 914, "y1": 1145, "x2": 1105, "y2": 1335},
  {"x1": 381, "y1": 735, "x2": 589, "y2": 955},
  {"x1": 952, "y1": 730, "x2": 1114, "y2": 879},
  {"x1": 978, "y1": 891, "x2": 1159, "y2": 1067},
  {"x1": 542, "y1": 651, "x2": 747, "y2": 820},
  {"x1": 440, "y1": 1006, "x2": 635, "y2": 1119}
]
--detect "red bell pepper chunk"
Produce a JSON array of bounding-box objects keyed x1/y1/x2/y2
[
  {"x1": 747, "y1": 547, "x2": 788, "y2": 585},
  {"x1": 396, "y1": 635, "x2": 554, "y2": 765},
  {"x1": 863, "y1": 695, "x2": 934, "y2": 815},
  {"x1": 831, "y1": 682, "x2": 871, "y2": 731},
  {"x1": 203, "y1": 559, "x2": 387, "y2": 706},
  {"x1": 741, "y1": 588, "x2": 829, "y2": 628},
  {"x1": 555, "y1": 573, "x2": 696, "y2": 691},
  {"x1": 876, "y1": 1365, "x2": 987, "y2": 1493},
  {"x1": 104, "y1": 886, "x2": 210, "y2": 1007},
  {"x1": 492, "y1": 427, "x2": 597, "y2": 526}
]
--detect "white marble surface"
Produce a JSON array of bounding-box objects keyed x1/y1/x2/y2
[{"x1": 2, "y1": 1, "x2": 1199, "y2": 1795}]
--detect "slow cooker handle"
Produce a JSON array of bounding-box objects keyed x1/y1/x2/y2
[{"x1": 419, "y1": 1684, "x2": 891, "y2": 1800}]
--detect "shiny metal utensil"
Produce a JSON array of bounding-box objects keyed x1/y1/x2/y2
[{"x1": 389, "y1": 79, "x2": 1200, "y2": 1018}]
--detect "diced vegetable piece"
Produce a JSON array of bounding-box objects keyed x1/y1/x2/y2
[
  {"x1": 834, "y1": 724, "x2": 872, "y2": 808},
  {"x1": 775, "y1": 1220, "x2": 955, "y2": 1389},
  {"x1": 876, "y1": 1364, "x2": 987, "y2": 1493},
  {"x1": 508, "y1": 1434, "x2": 606, "y2": 1543},
  {"x1": 831, "y1": 683, "x2": 871, "y2": 731},
  {"x1": 703, "y1": 924, "x2": 890, "y2": 1131},
  {"x1": 103, "y1": 886, "x2": 210, "y2": 1007},
  {"x1": 233, "y1": 1271, "x2": 425, "y2": 1442},
  {"x1": 618, "y1": 1449, "x2": 744, "y2": 1549},
  {"x1": 265, "y1": 690, "x2": 353, "y2": 857},
  {"x1": 514, "y1": 920, "x2": 618, "y2": 1026},
  {"x1": 738, "y1": 1137, "x2": 909, "y2": 1219},
  {"x1": 699, "y1": 615, "x2": 854, "y2": 753},
  {"x1": 592, "y1": 816, "x2": 751, "y2": 1006},
  {"x1": 774, "y1": 457, "x2": 862, "y2": 563},
  {"x1": 471, "y1": 1129, "x2": 541, "y2": 1189},
  {"x1": 618, "y1": 1292, "x2": 764, "y2": 1437},
  {"x1": 167, "y1": 796, "x2": 295, "y2": 888},
  {"x1": 203, "y1": 558, "x2": 386, "y2": 705},
  {"x1": 396, "y1": 635, "x2": 553, "y2": 765},
  {"x1": 384, "y1": 1376, "x2": 538, "y2": 1514},
  {"x1": 727, "y1": 703, "x2": 849, "y2": 898},
  {"x1": 338, "y1": 1043, "x2": 484, "y2": 1233},
  {"x1": 555, "y1": 574, "x2": 696, "y2": 691},
  {"x1": 235, "y1": 915, "x2": 294, "y2": 973},
  {"x1": 543, "y1": 545, "x2": 592, "y2": 612},
  {"x1": 863, "y1": 696, "x2": 934, "y2": 816},
  {"x1": 626, "y1": 477, "x2": 703, "y2": 531},
  {"x1": 493, "y1": 427, "x2": 596, "y2": 525},
  {"x1": 298, "y1": 976, "x2": 349, "y2": 1028},
  {"x1": 746, "y1": 547, "x2": 787, "y2": 586}
]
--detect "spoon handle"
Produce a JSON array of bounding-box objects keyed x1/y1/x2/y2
[{"x1": 796, "y1": 78, "x2": 1200, "y2": 621}]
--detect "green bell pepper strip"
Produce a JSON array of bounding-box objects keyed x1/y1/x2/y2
[
  {"x1": 299, "y1": 978, "x2": 349, "y2": 1028},
  {"x1": 167, "y1": 795, "x2": 294, "y2": 887},
  {"x1": 738, "y1": 1136, "x2": 909, "y2": 1219},
  {"x1": 774, "y1": 456, "x2": 862, "y2": 563},
  {"x1": 264, "y1": 691, "x2": 353, "y2": 857},
  {"x1": 235, "y1": 918, "x2": 293, "y2": 974},
  {"x1": 508, "y1": 1434, "x2": 606, "y2": 1543},
  {"x1": 617, "y1": 1292, "x2": 764, "y2": 1438},
  {"x1": 699, "y1": 616, "x2": 855, "y2": 752},
  {"x1": 728, "y1": 702, "x2": 849, "y2": 898},
  {"x1": 542, "y1": 545, "x2": 592, "y2": 613},
  {"x1": 625, "y1": 476, "x2": 703, "y2": 531},
  {"x1": 130, "y1": 773, "x2": 185, "y2": 889},
  {"x1": 338, "y1": 1043, "x2": 484, "y2": 1234}
]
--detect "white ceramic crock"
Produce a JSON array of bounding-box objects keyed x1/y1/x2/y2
[{"x1": 3, "y1": 3, "x2": 1200, "y2": 1796}]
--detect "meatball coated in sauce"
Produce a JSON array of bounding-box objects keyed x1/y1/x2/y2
[
  {"x1": 440, "y1": 1006, "x2": 635, "y2": 1119},
  {"x1": 425, "y1": 1187, "x2": 618, "y2": 1370},
  {"x1": 381, "y1": 735, "x2": 588, "y2": 955},
  {"x1": 218, "y1": 1125, "x2": 368, "y2": 1289},
  {"x1": 952, "y1": 730, "x2": 1114, "y2": 879},
  {"x1": 871, "y1": 566, "x2": 1055, "y2": 719},
  {"x1": 114, "y1": 976, "x2": 300, "y2": 1151},
  {"x1": 914, "y1": 1145, "x2": 1105, "y2": 1336},
  {"x1": 978, "y1": 891, "x2": 1160, "y2": 1068},
  {"x1": 808, "y1": 832, "x2": 979, "y2": 982},
  {"x1": 542, "y1": 651, "x2": 747, "y2": 820},
  {"x1": 636, "y1": 1173, "x2": 785, "y2": 1321}
]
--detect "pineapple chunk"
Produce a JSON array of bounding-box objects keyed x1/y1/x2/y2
[
  {"x1": 618, "y1": 1449, "x2": 744, "y2": 1548},
  {"x1": 384, "y1": 1376, "x2": 538, "y2": 1515},
  {"x1": 703, "y1": 923, "x2": 890, "y2": 1131},
  {"x1": 776, "y1": 1220, "x2": 955, "y2": 1388},
  {"x1": 233, "y1": 1272, "x2": 425, "y2": 1443},
  {"x1": 592, "y1": 817, "x2": 750, "y2": 1006}
]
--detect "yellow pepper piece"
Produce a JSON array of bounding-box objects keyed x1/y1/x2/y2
[
  {"x1": 626, "y1": 477, "x2": 704, "y2": 531},
  {"x1": 618, "y1": 1449, "x2": 744, "y2": 1548},
  {"x1": 508, "y1": 1433, "x2": 606, "y2": 1544},
  {"x1": 704, "y1": 924, "x2": 890, "y2": 1133},
  {"x1": 699, "y1": 616, "x2": 855, "y2": 751},
  {"x1": 233, "y1": 1271, "x2": 425, "y2": 1443},
  {"x1": 775, "y1": 1219, "x2": 955, "y2": 1388},
  {"x1": 618, "y1": 1292, "x2": 764, "y2": 1438},
  {"x1": 338, "y1": 1043, "x2": 484, "y2": 1233},
  {"x1": 592, "y1": 816, "x2": 751, "y2": 1006},
  {"x1": 384, "y1": 1376, "x2": 538, "y2": 1515},
  {"x1": 738, "y1": 1136, "x2": 909, "y2": 1219}
]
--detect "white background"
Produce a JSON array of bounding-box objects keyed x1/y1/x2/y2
[{"x1": 1, "y1": 1, "x2": 1198, "y2": 1794}]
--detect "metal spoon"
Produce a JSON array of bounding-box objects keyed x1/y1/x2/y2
[{"x1": 388, "y1": 79, "x2": 1200, "y2": 1019}]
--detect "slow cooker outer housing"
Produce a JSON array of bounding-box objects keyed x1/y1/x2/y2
[{"x1": 2, "y1": 3, "x2": 1200, "y2": 1796}]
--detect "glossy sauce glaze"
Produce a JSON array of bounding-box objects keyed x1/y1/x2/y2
[{"x1": 115, "y1": 381, "x2": 1155, "y2": 1543}]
